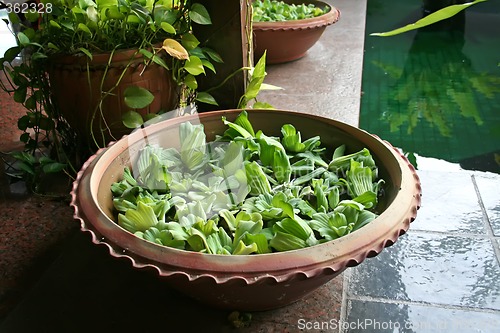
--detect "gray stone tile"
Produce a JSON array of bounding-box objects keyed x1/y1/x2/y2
[
  {"x1": 345, "y1": 299, "x2": 500, "y2": 333},
  {"x1": 473, "y1": 173, "x2": 500, "y2": 236},
  {"x1": 411, "y1": 170, "x2": 486, "y2": 234},
  {"x1": 348, "y1": 232, "x2": 500, "y2": 310}
]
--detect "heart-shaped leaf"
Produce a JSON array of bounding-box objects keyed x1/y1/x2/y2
[
  {"x1": 123, "y1": 86, "x2": 154, "y2": 109},
  {"x1": 122, "y1": 110, "x2": 144, "y2": 129}
]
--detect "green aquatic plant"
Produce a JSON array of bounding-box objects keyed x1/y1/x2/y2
[
  {"x1": 110, "y1": 111, "x2": 386, "y2": 254},
  {"x1": 252, "y1": 0, "x2": 329, "y2": 22}
]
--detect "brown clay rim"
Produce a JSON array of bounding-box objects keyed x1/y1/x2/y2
[
  {"x1": 71, "y1": 109, "x2": 421, "y2": 284},
  {"x1": 252, "y1": 0, "x2": 340, "y2": 32},
  {"x1": 48, "y1": 44, "x2": 164, "y2": 69}
]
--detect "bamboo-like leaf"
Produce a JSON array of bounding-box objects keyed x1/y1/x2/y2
[{"x1": 370, "y1": 0, "x2": 488, "y2": 37}]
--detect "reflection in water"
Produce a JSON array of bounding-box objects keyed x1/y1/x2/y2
[{"x1": 361, "y1": 1, "x2": 500, "y2": 174}]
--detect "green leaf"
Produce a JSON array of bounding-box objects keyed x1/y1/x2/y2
[
  {"x1": 184, "y1": 56, "x2": 205, "y2": 76},
  {"x1": 184, "y1": 74, "x2": 198, "y2": 90},
  {"x1": 222, "y1": 116, "x2": 253, "y2": 139},
  {"x1": 8, "y1": 12, "x2": 20, "y2": 25},
  {"x1": 203, "y1": 47, "x2": 224, "y2": 63},
  {"x1": 78, "y1": 47, "x2": 93, "y2": 60},
  {"x1": 25, "y1": 10, "x2": 40, "y2": 23},
  {"x1": 260, "y1": 83, "x2": 283, "y2": 91},
  {"x1": 270, "y1": 231, "x2": 307, "y2": 252},
  {"x1": 272, "y1": 148, "x2": 291, "y2": 183},
  {"x1": 179, "y1": 122, "x2": 207, "y2": 171},
  {"x1": 17, "y1": 161, "x2": 35, "y2": 175},
  {"x1": 123, "y1": 86, "x2": 155, "y2": 109},
  {"x1": 181, "y1": 33, "x2": 200, "y2": 50},
  {"x1": 189, "y1": 3, "x2": 212, "y2": 25},
  {"x1": 18, "y1": 115, "x2": 30, "y2": 131},
  {"x1": 14, "y1": 87, "x2": 27, "y2": 103},
  {"x1": 77, "y1": 23, "x2": 92, "y2": 35},
  {"x1": 245, "y1": 161, "x2": 272, "y2": 195},
  {"x1": 160, "y1": 22, "x2": 176, "y2": 34},
  {"x1": 49, "y1": 20, "x2": 62, "y2": 29},
  {"x1": 42, "y1": 162, "x2": 67, "y2": 174},
  {"x1": 256, "y1": 130, "x2": 286, "y2": 166},
  {"x1": 17, "y1": 32, "x2": 30, "y2": 46},
  {"x1": 105, "y1": 6, "x2": 126, "y2": 19},
  {"x1": 3, "y1": 47, "x2": 21, "y2": 63},
  {"x1": 140, "y1": 49, "x2": 170, "y2": 70},
  {"x1": 244, "y1": 233, "x2": 271, "y2": 254},
  {"x1": 275, "y1": 217, "x2": 313, "y2": 241},
  {"x1": 234, "y1": 110, "x2": 255, "y2": 137},
  {"x1": 370, "y1": 0, "x2": 488, "y2": 37},
  {"x1": 118, "y1": 201, "x2": 158, "y2": 233},
  {"x1": 196, "y1": 92, "x2": 218, "y2": 105},
  {"x1": 201, "y1": 59, "x2": 216, "y2": 73},
  {"x1": 281, "y1": 124, "x2": 306, "y2": 153},
  {"x1": 252, "y1": 102, "x2": 275, "y2": 109},
  {"x1": 122, "y1": 110, "x2": 144, "y2": 129},
  {"x1": 232, "y1": 240, "x2": 258, "y2": 255}
]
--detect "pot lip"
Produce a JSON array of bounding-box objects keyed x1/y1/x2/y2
[
  {"x1": 252, "y1": 1, "x2": 340, "y2": 31},
  {"x1": 71, "y1": 109, "x2": 421, "y2": 284},
  {"x1": 48, "y1": 43, "x2": 164, "y2": 66}
]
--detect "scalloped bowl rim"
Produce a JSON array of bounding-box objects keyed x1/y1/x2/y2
[{"x1": 252, "y1": 1, "x2": 340, "y2": 31}]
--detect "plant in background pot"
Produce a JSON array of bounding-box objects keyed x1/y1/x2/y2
[
  {"x1": 0, "y1": 0, "x2": 220, "y2": 189},
  {"x1": 252, "y1": 0, "x2": 340, "y2": 64}
]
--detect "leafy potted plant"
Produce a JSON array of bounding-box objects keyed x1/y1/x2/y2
[
  {"x1": 252, "y1": 0, "x2": 340, "y2": 64},
  {"x1": 0, "y1": 0, "x2": 221, "y2": 186}
]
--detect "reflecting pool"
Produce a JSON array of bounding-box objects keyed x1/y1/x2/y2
[{"x1": 360, "y1": 0, "x2": 500, "y2": 174}]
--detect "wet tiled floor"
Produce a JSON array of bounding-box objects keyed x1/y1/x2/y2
[
  {"x1": 1, "y1": 0, "x2": 500, "y2": 331},
  {"x1": 344, "y1": 165, "x2": 500, "y2": 332}
]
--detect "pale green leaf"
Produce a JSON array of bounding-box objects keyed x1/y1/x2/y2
[{"x1": 184, "y1": 56, "x2": 205, "y2": 75}]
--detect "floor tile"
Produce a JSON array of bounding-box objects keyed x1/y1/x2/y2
[
  {"x1": 345, "y1": 299, "x2": 500, "y2": 333},
  {"x1": 348, "y1": 232, "x2": 500, "y2": 310},
  {"x1": 473, "y1": 173, "x2": 500, "y2": 236},
  {"x1": 411, "y1": 170, "x2": 486, "y2": 234}
]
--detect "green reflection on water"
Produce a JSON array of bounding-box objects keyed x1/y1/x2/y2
[{"x1": 361, "y1": 0, "x2": 500, "y2": 173}]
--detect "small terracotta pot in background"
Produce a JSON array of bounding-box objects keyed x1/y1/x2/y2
[{"x1": 253, "y1": 0, "x2": 340, "y2": 64}]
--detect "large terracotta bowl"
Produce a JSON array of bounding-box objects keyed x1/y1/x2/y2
[
  {"x1": 253, "y1": 0, "x2": 340, "y2": 64},
  {"x1": 71, "y1": 109, "x2": 421, "y2": 311}
]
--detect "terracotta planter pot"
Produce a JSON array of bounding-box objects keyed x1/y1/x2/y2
[
  {"x1": 48, "y1": 48, "x2": 178, "y2": 148},
  {"x1": 253, "y1": 0, "x2": 340, "y2": 64},
  {"x1": 71, "y1": 109, "x2": 421, "y2": 311}
]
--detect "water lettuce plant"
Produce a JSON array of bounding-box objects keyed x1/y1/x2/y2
[
  {"x1": 252, "y1": 0, "x2": 329, "y2": 22},
  {"x1": 110, "y1": 111, "x2": 385, "y2": 254}
]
